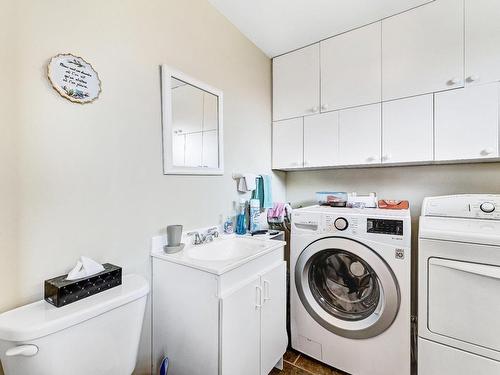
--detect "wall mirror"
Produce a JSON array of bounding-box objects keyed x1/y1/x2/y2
[{"x1": 161, "y1": 65, "x2": 224, "y2": 175}]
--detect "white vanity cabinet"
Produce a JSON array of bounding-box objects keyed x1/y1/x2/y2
[
  {"x1": 338, "y1": 104, "x2": 382, "y2": 165},
  {"x1": 221, "y1": 262, "x2": 286, "y2": 375},
  {"x1": 320, "y1": 22, "x2": 381, "y2": 111},
  {"x1": 304, "y1": 112, "x2": 339, "y2": 167},
  {"x1": 382, "y1": 95, "x2": 434, "y2": 164},
  {"x1": 434, "y1": 83, "x2": 499, "y2": 161},
  {"x1": 382, "y1": 0, "x2": 464, "y2": 101},
  {"x1": 272, "y1": 44, "x2": 320, "y2": 121},
  {"x1": 152, "y1": 241, "x2": 287, "y2": 375},
  {"x1": 272, "y1": 118, "x2": 304, "y2": 169},
  {"x1": 465, "y1": 0, "x2": 500, "y2": 87}
]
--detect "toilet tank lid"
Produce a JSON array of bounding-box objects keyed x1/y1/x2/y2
[{"x1": 0, "y1": 274, "x2": 149, "y2": 342}]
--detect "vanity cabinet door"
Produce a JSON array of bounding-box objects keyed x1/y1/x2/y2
[
  {"x1": 304, "y1": 112, "x2": 339, "y2": 167},
  {"x1": 382, "y1": 0, "x2": 464, "y2": 101},
  {"x1": 435, "y1": 83, "x2": 499, "y2": 161},
  {"x1": 220, "y1": 276, "x2": 261, "y2": 375},
  {"x1": 338, "y1": 104, "x2": 382, "y2": 165},
  {"x1": 382, "y1": 95, "x2": 434, "y2": 163},
  {"x1": 260, "y1": 262, "x2": 287, "y2": 375},
  {"x1": 321, "y1": 22, "x2": 381, "y2": 111},
  {"x1": 272, "y1": 118, "x2": 304, "y2": 169},
  {"x1": 465, "y1": 0, "x2": 500, "y2": 87},
  {"x1": 273, "y1": 44, "x2": 320, "y2": 121}
]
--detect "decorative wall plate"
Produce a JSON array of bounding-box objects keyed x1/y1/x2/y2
[{"x1": 47, "y1": 53, "x2": 101, "y2": 104}]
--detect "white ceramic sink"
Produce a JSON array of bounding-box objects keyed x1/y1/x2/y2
[
  {"x1": 186, "y1": 237, "x2": 269, "y2": 261},
  {"x1": 151, "y1": 234, "x2": 284, "y2": 275}
]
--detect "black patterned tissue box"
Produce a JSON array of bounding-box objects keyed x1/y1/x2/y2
[{"x1": 44, "y1": 263, "x2": 122, "y2": 307}]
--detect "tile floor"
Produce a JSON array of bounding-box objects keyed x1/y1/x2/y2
[{"x1": 270, "y1": 348, "x2": 348, "y2": 375}]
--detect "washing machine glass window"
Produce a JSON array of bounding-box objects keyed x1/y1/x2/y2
[
  {"x1": 308, "y1": 249, "x2": 380, "y2": 321},
  {"x1": 295, "y1": 237, "x2": 400, "y2": 339}
]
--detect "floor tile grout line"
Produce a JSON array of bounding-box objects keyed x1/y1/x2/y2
[
  {"x1": 290, "y1": 362, "x2": 317, "y2": 375},
  {"x1": 293, "y1": 353, "x2": 301, "y2": 365}
]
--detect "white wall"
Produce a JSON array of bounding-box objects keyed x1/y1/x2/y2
[{"x1": 0, "y1": 0, "x2": 284, "y2": 373}]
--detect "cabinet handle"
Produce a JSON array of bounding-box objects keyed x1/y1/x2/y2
[
  {"x1": 382, "y1": 154, "x2": 391, "y2": 162},
  {"x1": 321, "y1": 104, "x2": 329, "y2": 111},
  {"x1": 255, "y1": 285, "x2": 263, "y2": 309},
  {"x1": 448, "y1": 77, "x2": 461, "y2": 85},
  {"x1": 467, "y1": 75, "x2": 480, "y2": 82},
  {"x1": 481, "y1": 148, "x2": 495, "y2": 156},
  {"x1": 310, "y1": 106, "x2": 319, "y2": 113},
  {"x1": 366, "y1": 156, "x2": 378, "y2": 162},
  {"x1": 263, "y1": 280, "x2": 271, "y2": 303}
]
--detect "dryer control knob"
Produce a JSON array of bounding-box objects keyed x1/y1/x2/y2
[
  {"x1": 480, "y1": 202, "x2": 495, "y2": 213},
  {"x1": 334, "y1": 217, "x2": 349, "y2": 231}
]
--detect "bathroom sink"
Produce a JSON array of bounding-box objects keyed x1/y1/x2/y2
[
  {"x1": 151, "y1": 234, "x2": 284, "y2": 275},
  {"x1": 186, "y1": 237, "x2": 269, "y2": 261}
]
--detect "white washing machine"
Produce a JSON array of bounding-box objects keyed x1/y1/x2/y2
[
  {"x1": 418, "y1": 194, "x2": 500, "y2": 375},
  {"x1": 291, "y1": 206, "x2": 411, "y2": 375}
]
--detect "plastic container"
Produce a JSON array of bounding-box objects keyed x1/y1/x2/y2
[
  {"x1": 249, "y1": 199, "x2": 260, "y2": 233},
  {"x1": 316, "y1": 192, "x2": 348, "y2": 207},
  {"x1": 236, "y1": 199, "x2": 247, "y2": 235}
]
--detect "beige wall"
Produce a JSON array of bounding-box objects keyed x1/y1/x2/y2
[
  {"x1": 1, "y1": 0, "x2": 284, "y2": 373},
  {"x1": 0, "y1": 1, "x2": 19, "y2": 314}
]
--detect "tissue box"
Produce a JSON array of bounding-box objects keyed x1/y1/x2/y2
[{"x1": 44, "y1": 263, "x2": 122, "y2": 308}]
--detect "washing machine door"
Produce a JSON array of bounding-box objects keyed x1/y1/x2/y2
[{"x1": 295, "y1": 237, "x2": 400, "y2": 339}]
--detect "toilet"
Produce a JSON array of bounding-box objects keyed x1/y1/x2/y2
[{"x1": 0, "y1": 274, "x2": 149, "y2": 375}]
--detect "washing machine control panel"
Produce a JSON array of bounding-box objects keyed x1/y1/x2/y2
[{"x1": 367, "y1": 218, "x2": 404, "y2": 236}]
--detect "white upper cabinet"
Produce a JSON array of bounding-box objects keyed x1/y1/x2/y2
[
  {"x1": 321, "y1": 22, "x2": 382, "y2": 111},
  {"x1": 304, "y1": 111, "x2": 339, "y2": 167},
  {"x1": 382, "y1": 95, "x2": 434, "y2": 163},
  {"x1": 465, "y1": 0, "x2": 500, "y2": 87},
  {"x1": 272, "y1": 118, "x2": 303, "y2": 169},
  {"x1": 338, "y1": 104, "x2": 381, "y2": 165},
  {"x1": 435, "y1": 83, "x2": 499, "y2": 161},
  {"x1": 273, "y1": 44, "x2": 320, "y2": 121},
  {"x1": 382, "y1": 0, "x2": 464, "y2": 101}
]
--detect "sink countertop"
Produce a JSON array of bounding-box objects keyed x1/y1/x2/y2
[{"x1": 151, "y1": 234, "x2": 286, "y2": 275}]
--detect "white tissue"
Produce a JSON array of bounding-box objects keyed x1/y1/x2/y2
[{"x1": 66, "y1": 256, "x2": 105, "y2": 281}]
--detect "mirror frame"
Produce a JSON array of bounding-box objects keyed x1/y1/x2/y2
[{"x1": 161, "y1": 65, "x2": 224, "y2": 175}]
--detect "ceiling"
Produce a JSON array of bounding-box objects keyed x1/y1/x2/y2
[{"x1": 208, "y1": 0, "x2": 434, "y2": 57}]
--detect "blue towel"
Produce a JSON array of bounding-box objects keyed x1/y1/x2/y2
[{"x1": 252, "y1": 175, "x2": 273, "y2": 209}]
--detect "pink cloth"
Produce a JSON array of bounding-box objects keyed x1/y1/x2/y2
[{"x1": 268, "y1": 203, "x2": 285, "y2": 219}]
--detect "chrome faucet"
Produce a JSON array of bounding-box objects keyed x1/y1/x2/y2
[
  {"x1": 205, "y1": 227, "x2": 220, "y2": 243},
  {"x1": 187, "y1": 231, "x2": 206, "y2": 245},
  {"x1": 187, "y1": 227, "x2": 220, "y2": 245}
]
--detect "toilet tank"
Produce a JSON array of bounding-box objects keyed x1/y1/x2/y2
[{"x1": 0, "y1": 274, "x2": 149, "y2": 375}]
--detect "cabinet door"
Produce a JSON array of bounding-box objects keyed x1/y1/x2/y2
[
  {"x1": 273, "y1": 44, "x2": 320, "y2": 121},
  {"x1": 172, "y1": 83, "x2": 204, "y2": 133},
  {"x1": 435, "y1": 83, "x2": 499, "y2": 161},
  {"x1": 261, "y1": 262, "x2": 287, "y2": 375},
  {"x1": 272, "y1": 118, "x2": 303, "y2": 169},
  {"x1": 338, "y1": 104, "x2": 382, "y2": 165},
  {"x1": 304, "y1": 112, "x2": 339, "y2": 167},
  {"x1": 382, "y1": 0, "x2": 464, "y2": 101},
  {"x1": 465, "y1": 0, "x2": 500, "y2": 86},
  {"x1": 382, "y1": 95, "x2": 434, "y2": 163},
  {"x1": 321, "y1": 22, "x2": 381, "y2": 111},
  {"x1": 220, "y1": 276, "x2": 261, "y2": 375}
]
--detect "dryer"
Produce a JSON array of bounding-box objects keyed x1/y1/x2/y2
[
  {"x1": 291, "y1": 206, "x2": 411, "y2": 375},
  {"x1": 419, "y1": 194, "x2": 500, "y2": 375}
]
